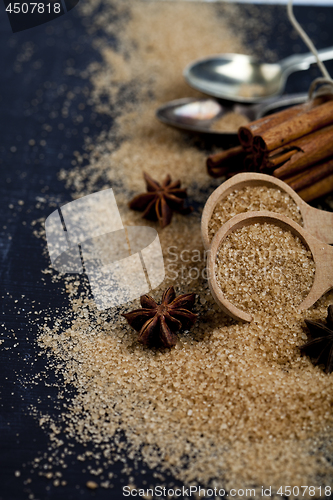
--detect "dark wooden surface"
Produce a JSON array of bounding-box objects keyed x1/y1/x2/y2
[{"x1": 0, "y1": 3, "x2": 333, "y2": 499}]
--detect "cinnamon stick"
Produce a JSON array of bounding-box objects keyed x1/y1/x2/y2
[
  {"x1": 253, "y1": 99, "x2": 333, "y2": 153},
  {"x1": 205, "y1": 96, "x2": 333, "y2": 203},
  {"x1": 273, "y1": 124, "x2": 333, "y2": 179},
  {"x1": 284, "y1": 157, "x2": 333, "y2": 192},
  {"x1": 261, "y1": 146, "x2": 300, "y2": 170},
  {"x1": 227, "y1": 154, "x2": 259, "y2": 177},
  {"x1": 296, "y1": 172, "x2": 333, "y2": 202},
  {"x1": 253, "y1": 151, "x2": 265, "y2": 170},
  {"x1": 206, "y1": 145, "x2": 246, "y2": 178},
  {"x1": 243, "y1": 154, "x2": 255, "y2": 171},
  {"x1": 238, "y1": 97, "x2": 324, "y2": 150}
]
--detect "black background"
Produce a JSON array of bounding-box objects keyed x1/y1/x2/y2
[{"x1": 1, "y1": 2, "x2": 333, "y2": 499}]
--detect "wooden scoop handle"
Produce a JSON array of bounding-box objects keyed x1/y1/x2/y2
[
  {"x1": 300, "y1": 204, "x2": 333, "y2": 245},
  {"x1": 208, "y1": 211, "x2": 333, "y2": 322},
  {"x1": 299, "y1": 231, "x2": 333, "y2": 311}
]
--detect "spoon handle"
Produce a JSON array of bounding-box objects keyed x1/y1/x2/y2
[
  {"x1": 251, "y1": 93, "x2": 307, "y2": 120},
  {"x1": 301, "y1": 204, "x2": 333, "y2": 245},
  {"x1": 280, "y1": 46, "x2": 333, "y2": 75},
  {"x1": 299, "y1": 235, "x2": 333, "y2": 311}
]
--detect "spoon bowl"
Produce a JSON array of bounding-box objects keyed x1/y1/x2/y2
[
  {"x1": 201, "y1": 172, "x2": 333, "y2": 249},
  {"x1": 208, "y1": 211, "x2": 333, "y2": 322},
  {"x1": 156, "y1": 94, "x2": 308, "y2": 145},
  {"x1": 184, "y1": 48, "x2": 333, "y2": 103}
]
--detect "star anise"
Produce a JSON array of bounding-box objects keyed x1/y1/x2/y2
[
  {"x1": 122, "y1": 286, "x2": 197, "y2": 348},
  {"x1": 128, "y1": 172, "x2": 193, "y2": 228},
  {"x1": 299, "y1": 305, "x2": 333, "y2": 373}
]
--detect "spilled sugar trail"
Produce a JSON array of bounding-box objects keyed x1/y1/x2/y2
[{"x1": 30, "y1": 0, "x2": 333, "y2": 495}]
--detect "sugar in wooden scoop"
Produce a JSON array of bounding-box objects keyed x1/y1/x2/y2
[
  {"x1": 215, "y1": 222, "x2": 315, "y2": 315},
  {"x1": 208, "y1": 185, "x2": 303, "y2": 241}
]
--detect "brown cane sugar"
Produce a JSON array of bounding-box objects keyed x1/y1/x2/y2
[
  {"x1": 210, "y1": 111, "x2": 250, "y2": 132},
  {"x1": 238, "y1": 82, "x2": 267, "y2": 98},
  {"x1": 28, "y1": 0, "x2": 333, "y2": 496},
  {"x1": 208, "y1": 185, "x2": 303, "y2": 241},
  {"x1": 215, "y1": 222, "x2": 315, "y2": 314}
]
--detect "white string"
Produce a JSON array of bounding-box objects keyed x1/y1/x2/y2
[{"x1": 287, "y1": 0, "x2": 333, "y2": 98}]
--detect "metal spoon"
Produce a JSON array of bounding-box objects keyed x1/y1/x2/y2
[
  {"x1": 184, "y1": 48, "x2": 333, "y2": 103},
  {"x1": 156, "y1": 93, "x2": 307, "y2": 145}
]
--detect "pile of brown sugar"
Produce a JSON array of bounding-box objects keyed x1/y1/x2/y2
[
  {"x1": 208, "y1": 185, "x2": 303, "y2": 241},
  {"x1": 32, "y1": 0, "x2": 333, "y2": 496},
  {"x1": 215, "y1": 222, "x2": 315, "y2": 314}
]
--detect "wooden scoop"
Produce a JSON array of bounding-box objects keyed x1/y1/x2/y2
[
  {"x1": 201, "y1": 172, "x2": 333, "y2": 249},
  {"x1": 208, "y1": 211, "x2": 333, "y2": 322}
]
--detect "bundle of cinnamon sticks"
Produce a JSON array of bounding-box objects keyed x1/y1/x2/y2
[{"x1": 207, "y1": 95, "x2": 333, "y2": 202}]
